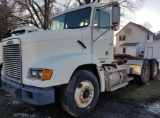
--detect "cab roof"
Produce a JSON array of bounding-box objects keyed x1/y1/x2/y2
[{"x1": 51, "y1": 3, "x2": 109, "y2": 19}]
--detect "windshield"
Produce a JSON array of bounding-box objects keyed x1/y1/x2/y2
[{"x1": 50, "y1": 7, "x2": 91, "y2": 30}]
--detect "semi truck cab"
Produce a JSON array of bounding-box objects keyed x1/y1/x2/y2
[{"x1": 1, "y1": 2, "x2": 159, "y2": 117}]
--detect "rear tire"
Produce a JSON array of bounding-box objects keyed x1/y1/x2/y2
[
  {"x1": 0, "y1": 65, "x2": 2, "y2": 86},
  {"x1": 149, "y1": 59, "x2": 159, "y2": 80},
  {"x1": 136, "y1": 60, "x2": 150, "y2": 84},
  {"x1": 60, "y1": 70, "x2": 99, "y2": 117}
]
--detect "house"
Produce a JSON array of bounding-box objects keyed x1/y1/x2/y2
[
  {"x1": 155, "y1": 31, "x2": 160, "y2": 40},
  {"x1": 144, "y1": 31, "x2": 160, "y2": 59},
  {"x1": 115, "y1": 22, "x2": 154, "y2": 57},
  {"x1": 144, "y1": 40, "x2": 160, "y2": 59}
]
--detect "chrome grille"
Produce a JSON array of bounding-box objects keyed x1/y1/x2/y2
[{"x1": 3, "y1": 44, "x2": 22, "y2": 81}]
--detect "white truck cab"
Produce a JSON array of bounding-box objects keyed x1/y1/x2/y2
[{"x1": 1, "y1": 2, "x2": 159, "y2": 117}]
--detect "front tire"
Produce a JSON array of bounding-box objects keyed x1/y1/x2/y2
[{"x1": 60, "y1": 70, "x2": 99, "y2": 117}]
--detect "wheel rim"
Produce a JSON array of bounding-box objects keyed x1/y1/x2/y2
[
  {"x1": 74, "y1": 80, "x2": 94, "y2": 108},
  {"x1": 153, "y1": 63, "x2": 158, "y2": 75}
]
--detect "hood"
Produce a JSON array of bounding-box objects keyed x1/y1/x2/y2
[{"x1": 4, "y1": 29, "x2": 82, "y2": 44}]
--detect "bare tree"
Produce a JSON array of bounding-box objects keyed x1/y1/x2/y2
[
  {"x1": 9, "y1": 0, "x2": 146, "y2": 30},
  {"x1": 0, "y1": 0, "x2": 19, "y2": 40},
  {"x1": 75, "y1": 0, "x2": 145, "y2": 16},
  {"x1": 142, "y1": 22, "x2": 152, "y2": 30},
  {"x1": 12, "y1": 0, "x2": 60, "y2": 29}
]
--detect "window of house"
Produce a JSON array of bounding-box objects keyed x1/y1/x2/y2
[
  {"x1": 94, "y1": 9, "x2": 110, "y2": 29},
  {"x1": 123, "y1": 47, "x2": 126, "y2": 54},
  {"x1": 147, "y1": 34, "x2": 150, "y2": 40},
  {"x1": 119, "y1": 35, "x2": 126, "y2": 41}
]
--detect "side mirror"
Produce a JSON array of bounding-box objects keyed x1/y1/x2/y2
[{"x1": 112, "y1": 2, "x2": 120, "y2": 26}]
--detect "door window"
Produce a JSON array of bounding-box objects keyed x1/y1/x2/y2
[{"x1": 94, "y1": 9, "x2": 110, "y2": 29}]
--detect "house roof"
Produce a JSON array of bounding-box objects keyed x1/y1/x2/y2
[
  {"x1": 120, "y1": 43, "x2": 139, "y2": 47},
  {"x1": 116, "y1": 22, "x2": 154, "y2": 36},
  {"x1": 130, "y1": 22, "x2": 154, "y2": 35}
]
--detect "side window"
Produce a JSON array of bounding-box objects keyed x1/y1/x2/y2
[
  {"x1": 50, "y1": 14, "x2": 65, "y2": 30},
  {"x1": 147, "y1": 34, "x2": 150, "y2": 40},
  {"x1": 100, "y1": 11, "x2": 110, "y2": 28},
  {"x1": 123, "y1": 47, "x2": 126, "y2": 54},
  {"x1": 94, "y1": 10, "x2": 100, "y2": 27},
  {"x1": 94, "y1": 9, "x2": 110, "y2": 29},
  {"x1": 119, "y1": 35, "x2": 126, "y2": 41}
]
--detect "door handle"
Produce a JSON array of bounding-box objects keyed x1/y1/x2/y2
[{"x1": 77, "y1": 40, "x2": 87, "y2": 49}]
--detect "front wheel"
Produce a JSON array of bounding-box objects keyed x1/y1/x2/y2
[{"x1": 60, "y1": 70, "x2": 99, "y2": 117}]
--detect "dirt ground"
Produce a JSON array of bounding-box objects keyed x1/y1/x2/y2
[{"x1": 0, "y1": 77, "x2": 160, "y2": 118}]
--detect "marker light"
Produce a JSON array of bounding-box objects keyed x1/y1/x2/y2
[{"x1": 42, "y1": 69, "x2": 53, "y2": 81}]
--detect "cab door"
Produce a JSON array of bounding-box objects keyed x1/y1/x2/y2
[{"x1": 93, "y1": 9, "x2": 112, "y2": 62}]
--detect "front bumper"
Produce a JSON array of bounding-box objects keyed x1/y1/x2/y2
[{"x1": 2, "y1": 77, "x2": 55, "y2": 105}]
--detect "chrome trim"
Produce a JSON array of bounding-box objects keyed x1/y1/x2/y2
[
  {"x1": 2, "y1": 38, "x2": 20, "y2": 46},
  {"x1": 3, "y1": 39, "x2": 22, "y2": 83}
]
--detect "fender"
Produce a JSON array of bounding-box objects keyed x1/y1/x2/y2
[
  {"x1": 24, "y1": 53, "x2": 104, "y2": 88},
  {"x1": 92, "y1": 55, "x2": 105, "y2": 92},
  {"x1": 126, "y1": 60, "x2": 144, "y2": 75}
]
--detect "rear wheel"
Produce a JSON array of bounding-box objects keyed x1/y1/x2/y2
[
  {"x1": 149, "y1": 59, "x2": 158, "y2": 80},
  {"x1": 60, "y1": 70, "x2": 99, "y2": 117},
  {"x1": 0, "y1": 65, "x2": 2, "y2": 86},
  {"x1": 136, "y1": 60, "x2": 150, "y2": 84}
]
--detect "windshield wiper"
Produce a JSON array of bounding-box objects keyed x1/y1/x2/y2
[
  {"x1": 67, "y1": 27, "x2": 77, "y2": 29},
  {"x1": 67, "y1": 26, "x2": 83, "y2": 29}
]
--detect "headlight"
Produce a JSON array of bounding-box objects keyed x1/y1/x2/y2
[
  {"x1": 31, "y1": 70, "x2": 37, "y2": 77},
  {"x1": 28, "y1": 68, "x2": 53, "y2": 81},
  {"x1": 38, "y1": 70, "x2": 43, "y2": 77}
]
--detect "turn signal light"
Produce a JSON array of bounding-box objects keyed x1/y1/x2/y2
[{"x1": 42, "y1": 69, "x2": 53, "y2": 81}]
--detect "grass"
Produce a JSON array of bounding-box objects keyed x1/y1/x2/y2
[
  {"x1": 117, "y1": 78, "x2": 160, "y2": 100},
  {"x1": 98, "y1": 77, "x2": 160, "y2": 103}
]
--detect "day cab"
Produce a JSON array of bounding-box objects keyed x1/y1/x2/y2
[{"x1": 1, "y1": 2, "x2": 158, "y2": 117}]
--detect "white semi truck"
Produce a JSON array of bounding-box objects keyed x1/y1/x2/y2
[{"x1": 1, "y1": 2, "x2": 159, "y2": 117}]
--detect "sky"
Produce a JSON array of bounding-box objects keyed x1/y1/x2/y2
[{"x1": 133, "y1": 0, "x2": 160, "y2": 33}]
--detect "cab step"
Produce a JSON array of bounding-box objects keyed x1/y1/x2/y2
[
  {"x1": 128, "y1": 76, "x2": 134, "y2": 82},
  {"x1": 110, "y1": 82, "x2": 128, "y2": 91}
]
